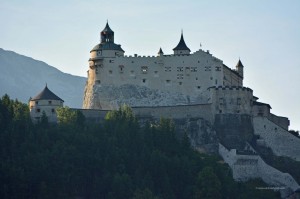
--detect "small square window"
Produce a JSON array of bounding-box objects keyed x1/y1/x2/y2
[
  {"x1": 142, "y1": 79, "x2": 146, "y2": 83},
  {"x1": 48, "y1": 101, "x2": 52, "y2": 105},
  {"x1": 36, "y1": 109, "x2": 40, "y2": 113},
  {"x1": 52, "y1": 109, "x2": 55, "y2": 113},
  {"x1": 35, "y1": 101, "x2": 38, "y2": 105}
]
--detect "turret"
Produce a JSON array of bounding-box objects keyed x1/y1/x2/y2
[
  {"x1": 173, "y1": 31, "x2": 190, "y2": 55},
  {"x1": 236, "y1": 59, "x2": 244, "y2": 78},
  {"x1": 101, "y1": 22, "x2": 114, "y2": 43},
  {"x1": 157, "y1": 47, "x2": 164, "y2": 56},
  {"x1": 89, "y1": 22, "x2": 124, "y2": 59},
  {"x1": 29, "y1": 85, "x2": 64, "y2": 123}
]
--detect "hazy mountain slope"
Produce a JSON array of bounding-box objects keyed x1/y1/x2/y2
[{"x1": 0, "y1": 48, "x2": 86, "y2": 108}]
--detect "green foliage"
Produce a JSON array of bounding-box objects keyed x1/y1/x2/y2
[
  {"x1": 56, "y1": 106, "x2": 85, "y2": 127},
  {"x1": 195, "y1": 167, "x2": 221, "y2": 199},
  {"x1": 0, "y1": 95, "x2": 281, "y2": 199}
]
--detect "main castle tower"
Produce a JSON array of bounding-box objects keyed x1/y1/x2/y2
[{"x1": 83, "y1": 22, "x2": 244, "y2": 109}]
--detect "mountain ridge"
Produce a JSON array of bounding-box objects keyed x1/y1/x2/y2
[{"x1": 0, "y1": 48, "x2": 86, "y2": 108}]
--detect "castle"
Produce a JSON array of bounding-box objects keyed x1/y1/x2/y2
[{"x1": 30, "y1": 22, "x2": 300, "y2": 198}]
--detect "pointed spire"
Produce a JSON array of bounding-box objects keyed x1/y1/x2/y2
[
  {"x1": 158, "y1": 47, "x2": 164, "y2": 55},
  {"x1": 236, "y1": 59, "x2": 244, "y2": 68},
  {"x1": 101, "y1": 21, "x2": 114, "y2": 43},
  {"x1": 102, "y1": 21, "x2": 113, "y2": 33},
  {"x1": 173, "y1": 31, "x2": 190, "y2": 52}
]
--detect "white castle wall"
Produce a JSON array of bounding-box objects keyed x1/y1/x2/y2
[
  {"x1": 209, "y1": 86, "x2": 253, "y2": 116},
  {"x1": 253, "y1": 117, "x2": 300, "y2": 161},
  {"x1": 29, "y1": 99, "x2": 63, "y2": 123},
  {"x1": 223, "y1": 65, "x2": 243, "y2": 87},
  {"x1": 83, "y1": 49, "x2": 226, "y2": 109},
  {"x1": 219, "y1": 144, "x2": 300, "y2": 197}
]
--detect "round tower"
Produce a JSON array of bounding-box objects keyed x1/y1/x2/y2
[{"x1": 29, "y1": 85, "x2": 64, "y2": 123}]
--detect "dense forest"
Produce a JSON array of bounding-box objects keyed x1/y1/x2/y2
[{"x1": 0, "y1": 94, "x2": 280, "y2": 199}]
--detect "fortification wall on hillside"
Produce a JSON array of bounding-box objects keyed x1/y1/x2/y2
[
  {"x1": 77, "y1": 103, "x2": 212, "y2": 122},
  {"x1": 253, "y1": 117, "x2": 300, "y2": 161},
  {"x1": 208, "y1": 86, "x2": 253, "y2": 116},
  {"x1": 219, "y1": 144, "x2": 300, "y2": 198}
]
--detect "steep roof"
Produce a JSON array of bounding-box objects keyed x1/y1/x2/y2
[
  {"x1": 158, "y1": 47, "x2": 164, "y2": 54},
  {"x1": 236, "y1": 59, "x2": 244, "y2": 68},
  {"x1": 102, "y1": 22, "x2": 114, "y2": 33},
  {"x1": 90, "y1": 43, "x2": 124, "y2": 52},
  {"x1": 173, "y1": 33, "x2": 190, "y2": 51},
  {"x1": 31, "y1": 85, "x2": 64, "y2": 102}
]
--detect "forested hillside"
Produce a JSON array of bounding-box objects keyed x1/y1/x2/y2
[{"x1": 0, "y1": 95, "x2": 280, "y2": 199}]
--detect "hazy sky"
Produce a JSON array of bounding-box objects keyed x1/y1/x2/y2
[{"x1": 1, "y1": 0, "x2": 300, "y2": 130}]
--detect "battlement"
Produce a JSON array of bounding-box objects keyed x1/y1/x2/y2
[{"x1": 208, "y1": 86, "x2": 252, "y2": 92}]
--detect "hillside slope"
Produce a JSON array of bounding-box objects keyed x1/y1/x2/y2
[{"x1": 0, "y1": 48, "x2": 86, "y2": 108}]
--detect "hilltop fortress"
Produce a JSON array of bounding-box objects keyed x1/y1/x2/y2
[
  {"x1": 83, "y1": 22, "x2": 244, "y2": 109},
  {"x1": 30, "y1": 23, "x2": 300, "y2": 198}
]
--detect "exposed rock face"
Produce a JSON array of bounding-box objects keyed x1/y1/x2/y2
[
  {"x1": 174, "y1": 118, "x2": 218, "y2": 153},
  {"x1": 83, "y1": 84, "x2": 208, "y2": 109}
]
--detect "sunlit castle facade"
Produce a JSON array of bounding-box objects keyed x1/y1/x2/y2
[{"x1": 83, "y1": 22, "x2": 244, "y2": 109}]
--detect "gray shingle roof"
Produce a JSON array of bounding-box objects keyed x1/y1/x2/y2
[
  {"x1": 31, "y1": 85, "x2": 64, "y2": 102},
  {"x1": 173, "y1": 33, "x2": 190, "y2": 51},
  {"x1": 90, "y1": 43, "x2": 124, "y2": 52},
  {"x1": 102, "y1": 22, "x2": 114, "y2": 33}
]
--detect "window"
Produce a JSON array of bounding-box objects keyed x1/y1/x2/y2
[
  {"x1": 36, "y1": 108, "x2": 40, "y2": 113},
  {"x1": 52, "y1": 109, "x2": 55, "y2": 113},
  {"x1": 35, "y1": 101, "x2": 38, "y2": 105},
  {"x1": 197, "y1": 86, "x2": 201, "y2": 89},
  {"x1": 142, "y1": 79, "x2": 146, "y2": 83},
  {"x1": 48, "y1": 101, "x2": 52, "y2": 105},
  {"x1": 164, "y1": 67, "x2": 171, "y2": 72},
  {"x1": 191, "y1": 67, "x2": 197, "y2": 72},
  {"x1": 179, "y1": 82, "x2": 182, "y2": 85},
  {"x1": 237, "y1": 98, "x2": 241, "y2": 105},
  {"x1": 205, "y1": 66, "x2": 211, "y2": 71},
  {"x1": 109, "y1": 60, "x2": 114, "y2": 63},
  {"x1": 219, "y1": 98, "x2": 224, "y2": 106},
  {"x1": 109, "y1": 70, "x2": 112, "y2": 74},
  {"x1": 141, "y1": 66, "x2": 148, "y2": 74},
  {"x1": 96, "y1": 80, "x2": 101, "y2": 84},
  {"x1": 215, "y1": 66, "x2": 221, "y2": 71},
  {"x1": 177, "y1": 74, "x2": 183, "y2": 79},
  {"x1": 119, "y1": 65, "x2": 124, "y2": 73},
  {"x1": 177, "y1": 67, "x2": 183, "y2": 72}
]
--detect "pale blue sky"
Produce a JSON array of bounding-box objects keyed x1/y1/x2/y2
[{"x1": 1, "y1": 0, "x2": 300, "y2": 130}]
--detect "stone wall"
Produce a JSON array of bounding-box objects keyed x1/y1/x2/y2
[
  {"x1": 219, "y1": 144, "x2": 300, "y2": 198},
  {"x1": 267, "y1": 113, "x2": 290, "y2": 130},
  {"x1": 214, "y1": 114, "x2": 253, "y2": 150},
  {"x1": 253, "y1": 117, "x2": 300, "y2": 161},
  {"x1": 78, "y1": 103, "x2": 212, "y2": 123},
  {"x1": 208, "y1": 86, "x2": 253, "y2": 116}
]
